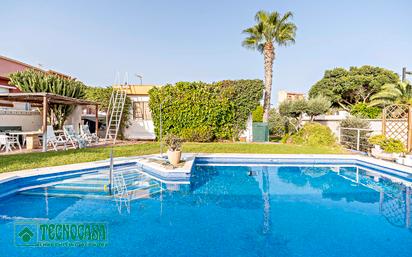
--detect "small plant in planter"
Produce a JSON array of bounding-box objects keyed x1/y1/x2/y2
[{"x1": 164, "y1": 134, "x2": 183, "y2": 167}]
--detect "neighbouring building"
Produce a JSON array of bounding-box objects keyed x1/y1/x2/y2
[
  {"x1": 0, "y1": 55, "x2": 76, "y2": 132},
  {"x1": 277, "y1": 90, "x2": 305, "y2": 105}
]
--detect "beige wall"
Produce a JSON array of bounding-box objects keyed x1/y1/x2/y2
[{"x1": 0, "y1": 110, "x2": 42, "y2": 131}]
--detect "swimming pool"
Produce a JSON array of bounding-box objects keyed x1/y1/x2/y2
[{"x1": 1, "y1": 157, "x2": 412, "y2": 257}]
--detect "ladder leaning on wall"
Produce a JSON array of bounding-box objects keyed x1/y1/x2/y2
[{"x1": 105, "y1": 85, "x2": 127, "y2": 144}]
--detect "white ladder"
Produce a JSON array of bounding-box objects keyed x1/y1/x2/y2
[{"x1": 105, "y1": 86, "x2": 127, "y2": 144}]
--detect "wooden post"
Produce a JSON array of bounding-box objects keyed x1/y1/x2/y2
[
  {"x1": 408, "y1": 106, "x2": 412, "y2": 152},
  {"x1": 95, "y1": 104, "x2": 99, "y2": 136},
  {"x1": 42, "y1": 95, "x2": 48, "y2": 152}
]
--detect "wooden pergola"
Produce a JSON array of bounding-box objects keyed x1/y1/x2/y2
[{"x1": 0, "y1": 93, "x2": 99, "y2": 152}]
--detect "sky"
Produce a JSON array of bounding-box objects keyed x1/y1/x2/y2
[{"x1": 1, "y1": 0, "x2": 411, "y2": 104}]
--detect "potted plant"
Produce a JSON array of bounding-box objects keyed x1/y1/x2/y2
[{"x1": 164, "y1": 134, "x2": 183, "y2": 166}]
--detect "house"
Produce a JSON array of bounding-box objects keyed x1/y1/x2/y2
[
  {"x1": 122, "y1": 85, "x2": 157, "y2": 140},
  {"x1": 0, "y1": 55, "x2": 75, "y2": 132},
  {"x1": 277, "y1": 90, "x2": 305, "y2": 104}
]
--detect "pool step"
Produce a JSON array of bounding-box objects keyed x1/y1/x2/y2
[
  {"x1": 19, "y1": 168, "x2": 163, "y2": 201},
  {"x1": 20, "y1": 182, "x2": 162, "y2": 200}
]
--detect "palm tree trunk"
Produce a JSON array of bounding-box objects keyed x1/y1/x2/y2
[{"x1": 262, "y1": 42, "x2": 275, "y2": 122}]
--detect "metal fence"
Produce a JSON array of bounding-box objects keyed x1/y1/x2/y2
[{"x1": 339, "y1": 127, "x2": 379, "y2": 152}]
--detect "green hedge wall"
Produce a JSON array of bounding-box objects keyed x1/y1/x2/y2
[{"x1": 148, "y1": 80, "x2": 263, "y2": 141}]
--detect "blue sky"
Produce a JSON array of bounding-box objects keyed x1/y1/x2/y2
[{"x1": 1, "y1": 0, "x2": 411, "y2": 103}]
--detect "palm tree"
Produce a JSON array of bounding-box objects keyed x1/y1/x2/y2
[
  {"x1": 242, "y1": 11, "x2": 297, "y2": 122},
  {"x1": 369, "y1": 81, "x2": 412, "y2": 106}
]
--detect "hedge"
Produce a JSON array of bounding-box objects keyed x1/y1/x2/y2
[{"x1": 148, "y1": 80, "x2": 263, "y2": 141}]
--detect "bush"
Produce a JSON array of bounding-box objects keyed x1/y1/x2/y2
[
  {"x1": 368, "y1": 134, "x2": 386, "y2": 145},
  {"x1": 367, "y1": 134, "x2": 405, "y2": 153},
  {"x1": 350, "y1": 103, "x2": 381, "y2": 119},
  {"x1": 180, "y1": 126, "x2": 214, "y2": 142},
  {"x1": 252, "y1": 106, "x2": 264, "y2": 122},
  {"x1": 381, "y1": 138, "x2": 405, "y2": 153},
  {"x1": 149, "y1": 80, "x2": 263, "y2": 141},
  {"x1": 289, "y1": 123, "x2": 336, "y2": 146},
  {"x1": 339, "y1": 116, "x2": 371, "y2": 151}
]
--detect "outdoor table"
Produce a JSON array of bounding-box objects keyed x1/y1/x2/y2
[{"x1": 8, "y1": 131, "x2": 42, "y2": 150}]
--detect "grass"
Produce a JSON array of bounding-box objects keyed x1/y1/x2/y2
[{"x1": 0, "y1": 142, "x2": 346, "y2": 173}]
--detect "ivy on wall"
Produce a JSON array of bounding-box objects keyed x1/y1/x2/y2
[{"x1": 148, "y1": 80, "x2": 263, "y2": 141}]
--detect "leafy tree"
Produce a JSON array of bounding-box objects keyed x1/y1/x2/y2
[
  {"x1": 279, "y1": 99, "x2": 307, "y2": 131},
  {"x1": 242, "y1": 10, "x2": 297, "y2": 122},
  {"x1": 369, "y1": 81, "x2": 412, "y2": 106},
  {"x1": 9, "y1": 69, "x2": 86, "y2": 128},
  {"x1": 309, "y1": 66, "x2": 400, "y2": 110},
  {"x1": 306, "y1": 96, "x2": 331, "y2": 121},
  {"x1": 350, "y1": 103, "x2": 381, "y2": 118},
  {"x1": 84, "y1": 86, "x2": 131, "y2": 139}
]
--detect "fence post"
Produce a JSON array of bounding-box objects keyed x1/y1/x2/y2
[{"x1": 356, "y1": 129, "x2": 360, "y2": 151}]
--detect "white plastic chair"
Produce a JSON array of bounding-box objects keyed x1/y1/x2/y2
[
  {"x1": 80, "y1": 124, "x2": 99, "y2": 144},
  {"x1": 63, "y1": 125, "x2": 87, "y2": 149},
  {"x1": 46, "y1": 126, "x2": 68, "y2": 151},
  {"x1": 0, "y1": 134, "x2": 21, "y2": 153}
]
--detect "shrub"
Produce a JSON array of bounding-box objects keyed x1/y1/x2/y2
[
  {"x1": 381, "y1": 138, "x2": 405, "y2": 153},
  {"x1": 339, "y1": 116, "x2": 370, "y2": 151},
  {"x1": 164, "y1": 134, "x2": 183, "y2": 151},
  {"x1": 180, "y1": 126, "x2": 214, "y2": 142},
  {"x1": 350, "y1": 103, "x2": 381, "y2": 119},
  {"x1": 149, "y1": 80, "x2": 263, "y2": 141},
  {"x1": 289, "y1": 123, "x2": 336, "y2": 146},
  {"x1": 367, "y1": 134, "x2": 386, "y2": 146},
  {"x1": 252, "y1": 106, "x2": 264, "y2": 122},
  {"x1": 268, "y1": 109, "x2": 288, "y2": 137}
]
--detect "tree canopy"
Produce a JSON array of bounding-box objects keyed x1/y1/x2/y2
[{"x1": 308, "y1": 66, "x2": 399, "y2": 110}]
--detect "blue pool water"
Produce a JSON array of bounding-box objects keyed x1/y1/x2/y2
[{"x1": 1, "y1": 163, "x2": 412, "y2": 256}]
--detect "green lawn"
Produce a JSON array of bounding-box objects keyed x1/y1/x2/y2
[{"x1": 0, "y1": 142, "x2": 346, "y2": 173}]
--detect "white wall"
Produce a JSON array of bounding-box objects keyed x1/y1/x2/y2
[
  {"x1": 302, "y1": 112, "x2": 383, "y2": 137},
  {"x1": 65, "y1": 106, "x2": 83, "y2": 132},
  {"x1": 124, "y1": 95, "x2": 155, "y2": 140}
]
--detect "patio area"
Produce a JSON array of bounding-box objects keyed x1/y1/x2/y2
[{"x1": 0, "y1": 92, "x2": 100, "y2": 153}]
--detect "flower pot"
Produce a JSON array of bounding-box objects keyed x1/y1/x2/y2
[{"x1": 167, "y1": 150, "x2": 181, "y2": 166}]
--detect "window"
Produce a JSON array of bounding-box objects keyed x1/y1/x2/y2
[{"x1": 133, "y1": 101, "x2": 152, "y2": 120}]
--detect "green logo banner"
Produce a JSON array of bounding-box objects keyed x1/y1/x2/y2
[{"x1": 14, "y1": 222, "x2": 108, "y2": 247}]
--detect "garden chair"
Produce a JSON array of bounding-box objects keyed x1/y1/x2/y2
[
  {"x1": 46, "y1": 126, "x2": 68, "y2": 151},
  {"x1": 63, "y1": 125, "x2": 87, "y2": 149},
  {"x1": 0, "y1": 134, "x2": 21, "y2": 153},
  {"x1": 80, "y1": 124, "x2": 99, "y2": 144}
]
